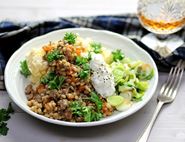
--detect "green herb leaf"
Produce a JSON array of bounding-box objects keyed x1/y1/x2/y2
[
  {"x1": 46, "y1": 49, "x2": 63, "y2": 62},
  {"x1": 0, "y1": 103, "x2": 14, "y2": 122},
  {"x1": 75, "y1": 56, "x2": 88, "y2": 65},
  {"x1": 41, "y1": 72, "x2": 65, "y2": 90},
  {"x1": 58, "y1": 76, "x2": 65, "y2": 88},
  {"x1": 48, "y1": 76, "x2": 65, "y2": 90},
  {"x1": 20, "y1": 60, "x2": 31, "y2": 77},
  {"x1": 0, "y1": 103, "x2": 14, "y2": 136},
  {"x1": 87, "y1": 52, "x2": 92, "y2": 61},
  {"x1": 89, "y1": 92, "x2": 103, "y2": 110},
  {"x1": 91, "y1": 111, "x2": 103, "y2": 121},
  {"x1": 48, "y1": 77, "x2": 58, "y2": 90},
  {"x1": 69, "y1": 101, "x2": 103, "y2": 122},
  {"x1": 0, "y1": 109, "x2": 10, "y2": 122},
  {"x1": 40, "y1": 72, "x2": 56, "y2": 84},
  {"x1": 82, "y1": 106, "x2": 93, "y2": 122},
  {"x1": 64, "y1": 32, "x2": 77, "y2": 44},
  {"x1": 0, "y1": 122, "x2": 9, "y2": 136},
  {"x1": 90, "y1": 42, "x2": 102, "y2": 53},
  {"x1": 78, "y1": 63, "x2": 90, "y2": 79},
  {"x1": 112, "y1": 49, "x2": 124, "y2": 62},
  {"x1": 70, "y1": 101, "x2": 83, "y2": 116},
  {"x1": 82, "y1": 63, "x2": 90, "y2": 70},
  {"x1": 79, "y1": 70, "x2": 89, "y2": 79}
]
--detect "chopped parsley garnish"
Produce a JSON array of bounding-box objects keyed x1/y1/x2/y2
[
  {"x1": 20, "y1": 60, "x2": 31, "y2": 77},
  {"x1": 64, "y1": 32, "x2": 77, "y2": 44},
  {"x1": 79, "y1": 63, "x2": 90, "y2": 79},
  {"x1": 79, "y1": 70, "x2": 89, "y2": 79},
  {"x1": 47, "y1": 76, "x2": 58, "y2": 89},
  {"x1": 112, "y1": 49, "x2": 124, "y2": 62},
  {"x1": 75, "y1": 56, "x2": 90, "y2": 79},
  {"x1": 87, "y1": 52, "x2": 92, "y2": 60},
  {"x1": 82, "y1": 63, "x2": 90, "y2": 71},
  {"x1": 0, "y1": 122, "x2": 8, "y2": 136},
  {"x1": 90, "y1": 42, "x2": 102, "y2": 53},
  {"x1": 46, "y1": 49, "x2": 63, "y2": 62},
  {"x1": 91, "y1": 111, "x2": 103, "y2": 121},
  {"x1": 70, "y1": 101, "x2": 103, "y2": 122},
  {"x1": 48, "y1": 76, "x2": 65, "y2": 90},
  {"x1": 40, "y1": 72, "x2": 56, "y2": 84},
  {"x1": 75, "y1": 56, "x2": 88, "y2": 65},
  {"x1": 82, "y1": 106, "x2": 93, "y2": 122},
  {"x1": 0, "y1": 103, "x2": 14, "y2": 136},
  {"x1": 89, "y1": 92, "x2": 103, "y2": 110},
  {"x1": 40, "y1": 72, "x2": 65, "y2": 90},
  {"x1": 70, "y1": 101, "x2": 84, "y2": 116}
]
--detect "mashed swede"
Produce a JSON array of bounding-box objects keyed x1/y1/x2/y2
[{"x1": 26, "y1": 48, "x2": 48, "y2": 84}]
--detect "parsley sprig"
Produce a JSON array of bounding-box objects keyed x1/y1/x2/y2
[
  {"x1": 112, "y1": 49, "x2": 124, "y2": 62},
  {"x1": 75, "y1": 56, "x2": 90, "y2": 79},
  {"x1": 40, "y1": 72, "x2": 65, "y2": 90},
  {"x1": 90, "y1": 42, "x2": 102, "y2": 53},
  {"x1": 70, "y1": 101, "x2": 102, "y2": 122},
  {"x1": 79, "y1": 63, "x2": 90, "y2": 79},
  {"x1": 20, "y1": 60, "x2": 31, "y2": 77},
  {"x1": 46, "y1": 49, "x2": 63, "y2": 62},
  {"x1": 64, "y1": 32, "x2": 77, "y2": 44},
  {"x1": 75, "y1": 56, "x2": 88, "y2": 65},
  {"x1": 89, "y1": 92, "x2": 103, "y2": 110},
  {"x1": 0, "y1": 103, "x2": 14, "y2": 136}
]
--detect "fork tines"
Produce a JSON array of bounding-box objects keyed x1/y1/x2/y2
[{"x1": 159, "y1": 60, "x2": 184, "y2": 101}]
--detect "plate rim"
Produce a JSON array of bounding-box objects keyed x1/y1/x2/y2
[{"x1": 5, "y1": 28, "x2": 158, "y2": 127}]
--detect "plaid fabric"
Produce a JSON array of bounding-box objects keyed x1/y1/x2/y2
[{"x1": 0, "y1": 14, "x2": 185, "y2": 90}]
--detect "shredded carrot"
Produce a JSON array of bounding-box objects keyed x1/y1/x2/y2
[
  {"x1": 75, "y1": 47, "x2": 86, "y2": 56},
  {"x1": 76, "y1": 48, "x2": 82, "y2": 55},
  {"x1": 42, "y1": 45, "x2": 53, "y2": 52}
]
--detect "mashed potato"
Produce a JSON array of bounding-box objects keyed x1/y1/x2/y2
[
  {"x1": 26, "y1": 48, "x2": 48, "y2": 84},
  {"x1": 75, "y1": 37, "x2": 92, "y2": 49}
]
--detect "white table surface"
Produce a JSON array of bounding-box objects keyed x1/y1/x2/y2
[{"x1": 1, "y1": 0, "x2": 185, "y2": 142}]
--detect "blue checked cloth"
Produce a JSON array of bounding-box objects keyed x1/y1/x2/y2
[{"x1": 0, "y1": 14, "x2": 185, "y2": 90}]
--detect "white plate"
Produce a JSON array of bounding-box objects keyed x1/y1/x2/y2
[{"x1": 5, "y1": 28, "x2": 158, "y2": 127}]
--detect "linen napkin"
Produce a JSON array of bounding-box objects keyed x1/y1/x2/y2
[{"x1": 0, "y1": 14, "x2": 185, "y2": 90}]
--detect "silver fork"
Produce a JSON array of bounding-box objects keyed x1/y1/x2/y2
[{"x1": 137, "y1": 60, "x2": 185, "y2": 142}]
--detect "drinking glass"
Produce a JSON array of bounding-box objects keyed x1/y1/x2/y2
[{"x1": 138, "y1": 0, "x2": 185, "y2": 57}]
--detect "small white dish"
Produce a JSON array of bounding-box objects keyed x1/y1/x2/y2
[{"x1": 5, "y1": 28, "x2": 158, "y2": 127}]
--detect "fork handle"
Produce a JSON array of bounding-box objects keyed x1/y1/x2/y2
[{"x1": 137, "y1": 101, "x2": 164, "y2": 142}]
